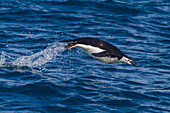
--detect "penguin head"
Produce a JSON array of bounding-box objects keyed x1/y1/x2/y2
[{"x1": 121, "y1": 55, "x2": 137, "y2": 66}]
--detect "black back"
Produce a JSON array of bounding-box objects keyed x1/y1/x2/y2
[{"x1": 73, "y1": 37, "x2": 124, "y2": 59}]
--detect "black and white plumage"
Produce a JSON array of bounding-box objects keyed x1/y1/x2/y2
[{"x1": 60, "y1": 37, "x2": 137, "y2": 66}]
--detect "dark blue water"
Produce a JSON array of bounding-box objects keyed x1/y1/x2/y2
[{"x1": 0, "y1": 0, "x2": 170, "y2": 112}]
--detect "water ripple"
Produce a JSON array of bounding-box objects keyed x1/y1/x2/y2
[{"x1": 0, "y1": 0, "x2": 170, "y2": 112}]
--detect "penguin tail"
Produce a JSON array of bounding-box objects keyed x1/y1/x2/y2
[
  {"x1": 65, "y1": 43, "x2": 78, "y2": 49},
  {"x1": 59, "y1": 39, "x2": 78, "y2": 49}
]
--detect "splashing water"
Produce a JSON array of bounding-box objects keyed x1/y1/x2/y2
[
  {"x1": 0, "y1": 51, "x2": 6, "y2": 66},
  {"x1": 11, "y1": 42, "x2": 65, "y2": 67},
  {"x1": 0, "y1": 42, "x2": 66, "y2": 72}
]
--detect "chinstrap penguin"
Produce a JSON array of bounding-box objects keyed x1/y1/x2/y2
[{"x1": 60, "y1": 37, "x2": 137, "y2": 66}]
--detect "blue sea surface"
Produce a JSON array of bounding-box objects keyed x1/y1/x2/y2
[{"x1": 0, "y1": 0, "x2": 170, "y2": 112}]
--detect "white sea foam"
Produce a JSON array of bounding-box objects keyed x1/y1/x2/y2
[
  {"x1": 11, "y1": 42, "x2": 65, "y2": 67},
  {"x1": 0, "y1": 51, "x2": 6, "y2": 66},
  {"x1": 0, "y1": 42, "x2": 66, "y2": 73}
]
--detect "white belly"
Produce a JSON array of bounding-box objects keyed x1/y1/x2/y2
[
  {"x1": 77, "y1": 44, "x2": 104, "y2": 53},
  {"x1": 77, "y1": 44, "x2": 121, "y2": 63}
]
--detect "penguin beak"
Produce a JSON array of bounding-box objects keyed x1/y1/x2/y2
[
  {"x1": 129, "y1": 60, "x2": 137, "y2": 66},
  {"x1": 121, "y1": 56, "x2": 137, "y2": 66}
]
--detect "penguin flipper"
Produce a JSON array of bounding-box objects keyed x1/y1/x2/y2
[{"x1": 92, "y1": 51, "x2": 119, "y2": 58}]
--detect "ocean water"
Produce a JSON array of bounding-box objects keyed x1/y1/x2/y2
[{"x1": 0, "y1": 0, "x2": 170, "y2": 112}]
